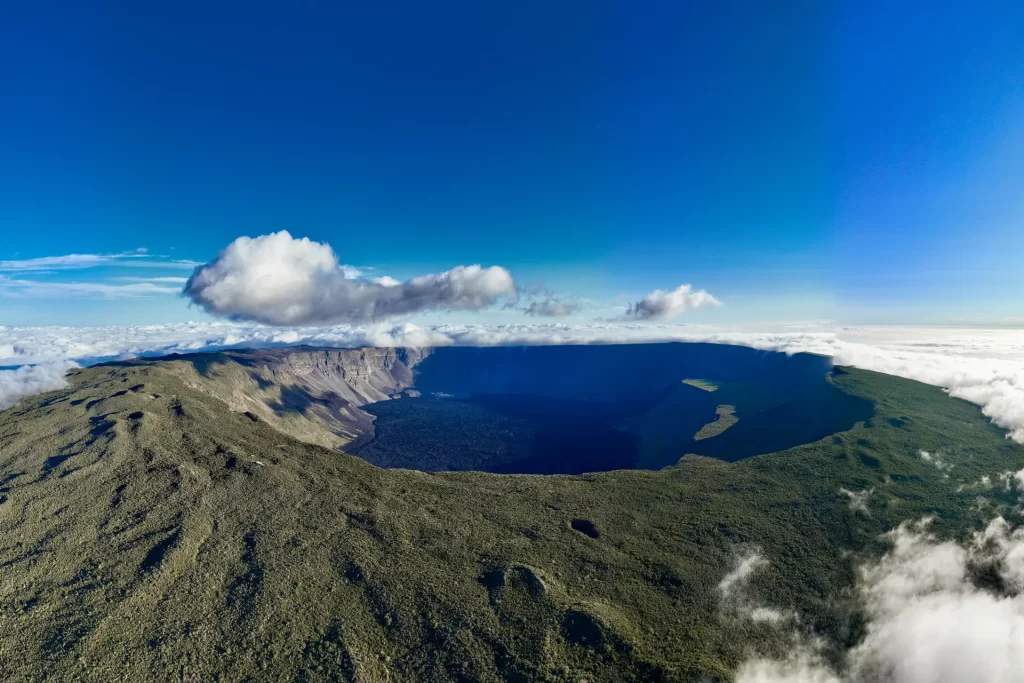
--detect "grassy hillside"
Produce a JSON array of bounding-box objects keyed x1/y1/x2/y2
[{"x1": 0, "y1": 355, "x2": 1022, "y2": 682}]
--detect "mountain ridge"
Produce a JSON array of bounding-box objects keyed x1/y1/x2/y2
[{"x1": 1, "y1": 343, "x2": 1022, "y2": 681}]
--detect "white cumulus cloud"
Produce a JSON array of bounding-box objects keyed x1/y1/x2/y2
[
  {"x1": 626, "y1": 284, "x2": 720, "y2": 319},
  {"x1": 183, "y1": 231, "x2": 517, "y2": 325}
]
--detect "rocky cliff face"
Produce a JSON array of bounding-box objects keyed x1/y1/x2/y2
[
  {"x1": 260, "y1": 347, "x2": 430, "y2": 403},
  {"x1": 169, "y1": 346, "x2": 432, "y2": 450}
]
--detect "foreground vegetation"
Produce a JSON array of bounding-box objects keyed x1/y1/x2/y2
[{"x1": 0, "y1": 352, "x2": 1022, "y2": 682}]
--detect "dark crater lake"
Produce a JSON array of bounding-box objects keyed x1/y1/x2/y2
[
  {"x1": 350, "y1": 344, "x2": 876, "y2": 475},
  {"x1": 353, "y1": 394, "x2": 643, "y2": 475}
]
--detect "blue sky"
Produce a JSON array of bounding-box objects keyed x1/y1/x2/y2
[{"x1": 1, "y1": 1, "x2": 1022, "y2": 327}]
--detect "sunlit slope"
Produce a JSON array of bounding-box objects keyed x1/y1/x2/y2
[{"x1": 0, "y1": 357, "x2": 1022, "y2": 682}]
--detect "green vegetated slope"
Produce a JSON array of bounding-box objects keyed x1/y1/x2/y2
[{"x1": 1, "y1": 358, "x2": 1022, "y2": 682}]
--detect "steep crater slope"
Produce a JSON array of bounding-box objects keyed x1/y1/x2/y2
[
  {"x1": 171, "y1": 343, "x2": 875, "y2": 473},
  {"x1": 1, "y1": 348, "x2": 1023, "y2": 682},
  {"x1": 161, "y1": 346, "x2": 430, "y2": 450}
]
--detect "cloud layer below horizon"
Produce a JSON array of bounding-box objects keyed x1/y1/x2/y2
[{"x1": 1, "y1": 323, "x2": 1023, "y2": 445}]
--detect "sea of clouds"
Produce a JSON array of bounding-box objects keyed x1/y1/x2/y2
[{"x1": 1, "y1": 322, "x2": 1023, "y2": 444}]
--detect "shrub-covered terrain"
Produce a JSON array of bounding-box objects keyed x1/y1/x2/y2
[{"x1": 0, "y1": 348, "x2": 1022, "y2": 682}]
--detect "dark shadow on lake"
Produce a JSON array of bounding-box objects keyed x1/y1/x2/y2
[{"x1": 353, "y1": 394, "x2": 641, "y2": 475}]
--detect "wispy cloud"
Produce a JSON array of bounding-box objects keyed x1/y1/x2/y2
[
  {"x1": 717, "y1": 549, "x2": 790, "y2": 624},
  {"x1": 840, "y1": 487, "x2": 875, "y2": 514},
  {"x1": 0, "y1": 276, "x2": 181, "y2": 298},
  {"x1": 114, "y1": 276, "x2": 190, "y2": 284},
  {"x1": 0, "y1": 254, "x2": 116, "y2": 271},
  {"x1": 0, "y1": 250, "x2": 198, "y2": 272},
  {"x1": 118, "y1": 260, "x2": 201, "y2": 269},
  {"x1": 0, "y1": 247, "x2": 194, "y2": 297}
]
